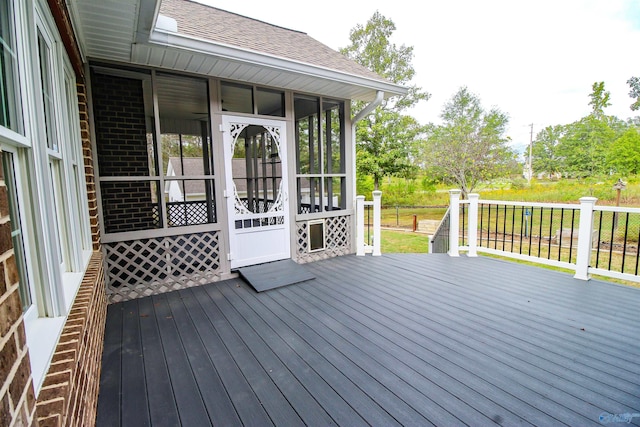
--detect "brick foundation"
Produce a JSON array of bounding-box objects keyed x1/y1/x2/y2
[{"x1": 34, "y1": 252, "x2": 106, "y2": 427}]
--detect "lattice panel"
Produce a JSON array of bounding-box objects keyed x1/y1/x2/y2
[
  {"x1": 167, "y1": 201, "x2": 215, "y2": 226},
  {"x1": 296, "y1": 215, "x2": 352, "y2": 264},
  {"x1": 104, "y1": 232, "x2": 221, "y2": 303}
]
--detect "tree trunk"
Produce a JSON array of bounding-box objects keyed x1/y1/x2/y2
[{"x1": 374, "y1": 176, "x2": 380, "y2": 191}]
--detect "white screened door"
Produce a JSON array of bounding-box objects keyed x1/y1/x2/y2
[{"x1": 222, "y1": 116, "x2": 290, "y2": 268}]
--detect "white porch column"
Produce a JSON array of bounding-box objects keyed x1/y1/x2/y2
[
  {"x1": 574, "y1": 196, "x2": 597, "y2": 280},
  {"x1": 372, "y1": 191, "x2": 382, "y2": 256},
  {"x1": 467, "y1": 193, "x2": 479, "y2": 257},
  {"x1": 448, "y1": 189, "x2": 461, "y2": 257},
  {"x1": 356, "y1": 195, "x2": 365, "y2": 256}
]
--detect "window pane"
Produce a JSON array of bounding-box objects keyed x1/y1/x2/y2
[
  {"x1": 324, "y1": 177, "x2": 345, "y2": 210},
  {"x1": 221, "y1": 81, "x2": 253, "y2": 114},
  {"x1": 323, "y1": 99, "x2": 344, "y2": 174},
  {"x1": 2, "y1": 152, "x2": 31, "y2": 311},
  {"x1": 101, "y1": 180, "x2": 162, "y2": 233},
  {"x1": 256, "y1": 87, "x2": 284, "y2": 117},
  {"x1": 294, "y1": 96, "x2": 320, "y2": 174},
  {"x1": 38, "y1": 32, "x2": 58, "y2": 152},
  {"x1": 165, "y1": 179, "x2": 216, "y2": 227},
  {"x1": 92, "y1": 72, "x2": 156, "y2": 177},
  {"x1": 0, "y1": 2, "x2": 21, "y2": 133}
]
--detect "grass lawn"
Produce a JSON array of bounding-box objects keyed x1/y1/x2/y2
[{"x1": 381, "y1": 229, "x2": 430, "y2": 253}]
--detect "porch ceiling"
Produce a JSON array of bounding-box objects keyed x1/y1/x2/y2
[{"x1": 70, "y1": 0, "x2": 407, "y2": 101}]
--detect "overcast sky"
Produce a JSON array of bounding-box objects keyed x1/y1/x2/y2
[{"x1": 198, "y1": 0, "x2": 640, "y2": 150}]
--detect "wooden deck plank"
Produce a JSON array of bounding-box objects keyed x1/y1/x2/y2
[
  {"x1": 96, "y1": 303, "x2": 124, "y2": 426},
  {"x1": 164, "y1": 291, "x2": 243, "y2": 426},
  {"x1": 306, "y1": 256, "x2": 640, "y2": 422},
  {"x1": 233, "y1": 280, "x2": 433, "y2": 426},
  {"x1": 97, "y1": 254, "x2": 640, "y2": 427},
  {"x1": 151, "y1": 294, "x2": 211, "y2": 426},
  {"x1": 222, "y1": 280, "x2": 406, "y2": 426},
  {"x1": 189, "y1": 286, "x2": 304, "y2": 427},
  {"x1": 120, "y1": 300, "x2": 150, "y2": 427},
  {"x1": 200, "y1": 282, "x2": 338, "y2": 426},
  {"x1": 216, "y1": 280, "x2": 370, "y2": 426},
  {"x1": 137, "y1": 297, "x2": 181, "y2": 427},
  {"x1": 177, "y1": 288, "x2": 274, "y2": 427},
  {"x1": 301, "y1": 262, "x2": 605, "y2": 425},
  {"x1": 380, "y1": 255, "x2": 640, "y2": 380}
]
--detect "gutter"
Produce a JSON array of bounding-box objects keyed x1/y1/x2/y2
[{"x1": 351, "y1": 90, "x2": 384, "y2": 202}]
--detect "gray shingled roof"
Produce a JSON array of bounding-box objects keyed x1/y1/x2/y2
[{"x1": 159, "y1": 0, "x2": 387, "y2": 84}]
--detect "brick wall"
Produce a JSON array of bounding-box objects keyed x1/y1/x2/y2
[
  {"x1": 0, "y1": 150, "x2": 37, "y2": 426},
  {"x1": 35, "y1": 253, "x2": 105, "y2": 427},
  {"x1": 77, "y1": 83, "x2": 100, "y2": 250},
  {"x1": 91, "y1": 72, "x2": 158, "y2": 234}
]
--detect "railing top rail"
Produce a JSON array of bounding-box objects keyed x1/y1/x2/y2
[
  {"x1": 478, "y1": 199, "x2": 578, "y2": 210},
  {"x1": 594, "y1": 205, "x2": 640, "y2": 214}
]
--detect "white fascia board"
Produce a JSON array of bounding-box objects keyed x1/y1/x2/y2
[{"x1": 147, "y1": 29, "x2": 408, "y2": 100}]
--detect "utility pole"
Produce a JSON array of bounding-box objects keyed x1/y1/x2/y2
[{"x1": 528, "y1": 123, "x2": 534, "y2": 183}]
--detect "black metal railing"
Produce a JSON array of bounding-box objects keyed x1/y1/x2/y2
[
  {"x1": 477, "y1": 203, "x2": 580, "y2": 264},
  {"x1": 592, "y1": 208, "x2": 640, "y2": 275}
]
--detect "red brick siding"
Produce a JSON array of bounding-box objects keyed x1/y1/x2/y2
[{"x1": 35, "y1": 253, "x2": 106, "y2": 427}]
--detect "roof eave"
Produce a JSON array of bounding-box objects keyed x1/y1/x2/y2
[{"x1": 145, "y1": 29, "x2": 408, "y2": 101}]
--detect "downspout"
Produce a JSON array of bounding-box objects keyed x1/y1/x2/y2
[{"x1": 351, "y1": 90, "x2": 384, "y2": 201}]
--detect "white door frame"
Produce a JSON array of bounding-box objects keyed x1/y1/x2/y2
[{"x1": 222, "y1": 115, "x2": 290, "y2": 269}]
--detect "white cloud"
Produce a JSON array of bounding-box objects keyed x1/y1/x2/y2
[{"x1": 200, "y1": 0, "x2": 640, "y2": 147}]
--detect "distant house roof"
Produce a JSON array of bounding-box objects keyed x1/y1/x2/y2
[
  {"x1": 167, "y1": 157, "x2": 282, "y2": 196},
  {"x1": 159, "y1": 0, "x2": 385, "y2": 84}
]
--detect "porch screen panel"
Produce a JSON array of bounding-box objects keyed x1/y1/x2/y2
[
  {"x1": 93, "y1": 70, "x2": 162, "y2": 233},
  {"x1": 295, "y1": 95, "x2": 346, "y2": 214},
  {"x1": 157, "y1": 73, "x2": 216, "y2": 227}
]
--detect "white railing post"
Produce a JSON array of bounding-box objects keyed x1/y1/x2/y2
[
  {"x1": 467, "y1": 193, "x2": 479, "y2": 257},
  {"x1": 574, "y1": 196, "x2": 597, "y2": 280},
  {"x1": 372, "y1": 190, "x2": 382, "y2": 256},
  {"x1": 356, "y1": 195, "x2": 365, "y2": 256},
  {"x1": 448, "y1": 189, "x2": 461, "y2": 257}
]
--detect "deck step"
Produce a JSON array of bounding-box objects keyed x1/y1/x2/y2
[{"x1": 238, "y1": 259, "x2": 315, "y2": 292}]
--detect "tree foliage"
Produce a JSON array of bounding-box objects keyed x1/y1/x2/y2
[
  {"x1": 607, "y1": 127, "x2": 640, "y2": 175},
  {"x1": 628, "y1": 76, "x2": 640, "y2": 111},
  {"x1": 341, "y1": 11, "x2": 430, "y2": 190},
  {"x1": 424, "y1": 87, "x2": 516, "y2": 197},
  {"x1": 531, "y1": 125, "x2": 565, "y2": 174}
]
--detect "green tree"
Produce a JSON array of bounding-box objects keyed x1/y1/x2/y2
[
  {"x1": 341, "y1": 11, "x2": 429, "y2": 190},
  {"x1": 607, "y1": 127, "x2": 640, "y2": 175},
  {"x1": 424, "y1": 87, "x2": 515, "y2": 198},
  {"x1": 531, "y1": 125, "x2": 565, "y2": 175},
  {"x1": 628, "y1": 76, "x2": 640, "y2": 111},
  {"x1": 588, "y1": 81, "x2": 611, "y2": 119}
]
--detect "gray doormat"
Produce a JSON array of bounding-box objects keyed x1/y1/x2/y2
[{"x1": 238, "y1": 259, "x2": 315, "y2": 292}]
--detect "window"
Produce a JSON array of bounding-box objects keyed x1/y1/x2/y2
[
  {"x1": 0, "y1": 1, "x2": 22, "y2": 133},
  {"x1": 2, "y1": 151, "x2": 32, "y2": 311},
  {"x1": 94, "y1": 69, "x2": 216, "y2": 235},
  {"x1": 221, "y1": 81, "x2": 284, "y2": 117},
  {"x1": 294, "y1": 95, "x2": 346, "y2": 214}
]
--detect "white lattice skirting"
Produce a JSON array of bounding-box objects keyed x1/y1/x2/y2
[
  {"x1": 296, "y1": 215, "x2": 352, "y2": 264},
  {"x1": 104, "y1": 232, "x2": 221, "y2": 303}
]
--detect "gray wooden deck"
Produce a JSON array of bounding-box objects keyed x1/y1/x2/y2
[{"x1": 96, "y1": 254, "x2": 640, "y2": 426}]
